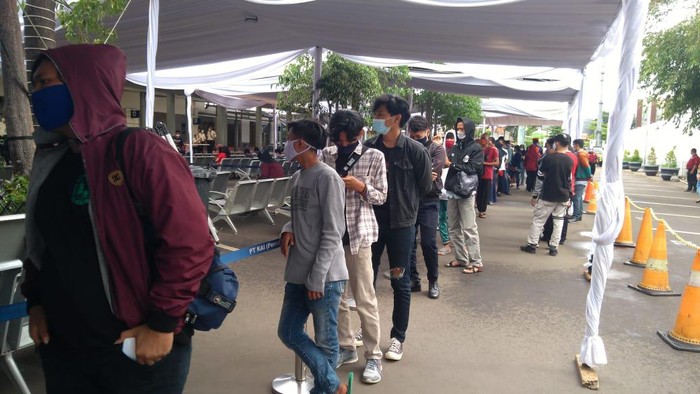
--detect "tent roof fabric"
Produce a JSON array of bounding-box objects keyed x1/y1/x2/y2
[{"x1": 104, "y1": 0, "x2": 622, "y2": 73}]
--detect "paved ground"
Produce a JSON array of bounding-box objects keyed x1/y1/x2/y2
[{"x1": 3, "y1": 169, "x2": 699, "y2": 393}]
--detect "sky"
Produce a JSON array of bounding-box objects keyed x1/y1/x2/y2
[{"x1": 580, "y1": 0, "x2": 696, "y2": 120}]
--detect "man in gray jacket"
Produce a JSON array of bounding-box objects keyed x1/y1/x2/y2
[{"x1": 278, "y1": 120, "x2": 349, "y2": 394}]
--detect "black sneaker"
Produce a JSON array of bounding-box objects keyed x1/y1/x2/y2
[
  {"x1": 410, "y1": 280, "x2": 422, "y2": 293},
  {"x1": 548, "y1": 247, "x2": 558, "y2": 256},
  {"x1": 428, "y1": 282, "x2": 439, "y2": 299},
  {"x1": 569, "y1": 217, "x2": 582, "y2": 223},
  {"x1": 520, "y1": 244, "x2": 537, "y2": 254}
]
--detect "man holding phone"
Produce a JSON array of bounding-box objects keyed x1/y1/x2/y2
[{"x1": 321, "y1": 110, "x2": 387, "y2": 384}]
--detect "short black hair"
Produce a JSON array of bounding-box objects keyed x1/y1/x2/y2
[
  {"x1": 408, "y1": 116, "x2": 429, "y2": 133},
  {"x1": 545, "y1": 137, "x2": 556, "y2": 148},
  {"x1": 554, "y1": 133, "x2": 571, "y2": 147},
  {"x1": 692, "y1": 148, "x2": 697, "y2": 154},
  {"x1": 573, "y1": 139, "x2": 584, "y2": 148},
  {"x1": 497, "y1": 136, "x2": 505, "y2": 141},
  {"x1": 288, "y1": 119, "x2": 327, "y2": 150},
  {"x1": 372, "y1": 94, "x2": 411, "y2": 127},
  {"x1": 328, "y1": 110, "x2": 364, "y2": 142}
]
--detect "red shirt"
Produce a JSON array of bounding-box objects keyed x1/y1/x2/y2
[
  {"x1": 686, "y1": 155, "x2": 699, "y2": 170},
  {"x1": 482, "y1": 146, "x2": 499, "y2": 180},
  {"x1": 524, "y1": 144, "x2": 542, "y2": 171},
  {"x1": 588, "y1": 151, "x2": 597, "y2": 164}
]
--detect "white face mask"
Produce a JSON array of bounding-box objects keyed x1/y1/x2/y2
[
  {"x1": 284, "y1": 139, "x2": 310, "y2": 161},
  {"x1": 456, "y1": 132, "x2": 466, "y2": 140}
]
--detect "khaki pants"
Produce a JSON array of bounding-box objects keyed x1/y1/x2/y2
[
  {"x1": 338, "y1": 246, "x2": 382, "y2": 360},
  {"x1": 527, "y1": 199, "x2": 568, "y2": 248},
  {"x1": 447, "y1": 196, "x2": 482, "y2": 266}
]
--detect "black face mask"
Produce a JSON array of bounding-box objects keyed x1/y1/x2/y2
[
  {"x1": 337, "y1": 141, "x2": 359, "y2": 156},
  {"x1": 415, "y1": 136, "x2": 429, "y2": 144}
]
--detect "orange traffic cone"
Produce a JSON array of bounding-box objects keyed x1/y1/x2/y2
[
  {"x1": 658, "y1": 249, "x2": 700, "y2": 352},
  {"x1": 583, "y1": 181, "x2": 594, "y2": 203},
  {"x1": 628, "y1": 221, "x2": 680, "y2": 296},
  {"x1": 585, "y1": 184, "x2": 598, "y2": 215},
  {"x1": 614, "y1": 197, "x2": 636, "y2": 248},
  {"x1": 624, "y1": 208, "x2": 654, "y2": 267}
]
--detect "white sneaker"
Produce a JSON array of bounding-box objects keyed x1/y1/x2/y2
[
  {"x1": 361, "y1": 359, "x2": 383, "y2": 384},
  {"x1": 354, "y1": 329, "x2": 364, "y2": 348},
  {"x1": 384, "y1": 338, "x2": 403, "y2": 361}
]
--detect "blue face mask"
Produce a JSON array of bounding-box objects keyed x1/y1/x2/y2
[
  {"x1": 372, "y1": 117, "x2": 392, "y2": 135},
  {"x1": 31, "y1": 84, "x2": 74, "y2": 131}
]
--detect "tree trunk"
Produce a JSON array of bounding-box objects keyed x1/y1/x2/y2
[{"x1": 0, "y1": 1, "x2": 35, "y2": 176}]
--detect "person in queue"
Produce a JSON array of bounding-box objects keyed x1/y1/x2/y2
[
  {"x1": 365, "y1": 94, "x2": 432, "y2": 361},
  {"x1": 278, "y1": 120, "x2": 349, "y2": 394},
  {"x1": 21, "y1": 44, "x2": 214, "y2": 393},
  {"x1": 321, "y1": 110, "x2": 387, "y2": 384}
]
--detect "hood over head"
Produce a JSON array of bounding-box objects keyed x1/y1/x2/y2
[
  {"x1": 454, "y1": 117, "x2": 476, "y2": 143},
  {"x1": 34, "y1": 44, "x2": 127, "y2": 142}
]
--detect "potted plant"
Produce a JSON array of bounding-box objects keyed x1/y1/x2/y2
[
  {"x1": 643, "y1": 147, "x2": 660, "y2": 176},
  {"x1": 622, "y1": 150, "x2": 630, "y2": 170},
  {"x1": 660, "y1": 146, "x2": 680, "y2": 181},
  {"x1": 628, "y1": 149, "x2": 642, "y2": 172}
]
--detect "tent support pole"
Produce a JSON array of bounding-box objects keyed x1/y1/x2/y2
[{"x1": 312, "y1": 46, "x2": 322, "y2": 120}]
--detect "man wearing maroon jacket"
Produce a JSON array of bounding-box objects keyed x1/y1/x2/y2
[
  {"x1": 685, "y1": 148, "x2": 699, "y2": 192},
  {"x1": 22, "y1": 44, "x2": 213, "y2": 393}
]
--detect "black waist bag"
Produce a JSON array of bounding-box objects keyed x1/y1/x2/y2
[{"x1": 115, "y1": 127, "x2": 238, "y2": 331}]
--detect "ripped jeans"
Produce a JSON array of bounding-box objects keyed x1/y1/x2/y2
[{"x1": 371, "y1": 223, "x2": 414, "y2": 343}]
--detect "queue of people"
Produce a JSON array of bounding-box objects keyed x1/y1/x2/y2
[{"x1": 20, "y1": 42, "x2": 612, "y2": 394}]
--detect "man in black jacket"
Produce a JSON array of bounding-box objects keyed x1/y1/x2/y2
[
  {"x1": 365, "y1": 95, "x2": 432, "y2": 362},
  {"x1": 520, "y1": 134, "x2": 574, "y2": 256},
  {"x1": 444, "y1": 117, "x2": 485, "y2": 274},
  {"x1": 406, "y1": 116, "x2": 445, "y2": 299}
]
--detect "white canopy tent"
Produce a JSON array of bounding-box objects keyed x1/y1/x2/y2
[
  {"x1": 481, "y1": 99, "x2": 566, "y2": 127},
  {"x1": 60, "y1": 0, "x2": 651, "y2": 375}
]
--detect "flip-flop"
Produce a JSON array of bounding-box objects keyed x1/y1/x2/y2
[
  {"x1": 445, "y1": 260, "x2": 467, "y2": 268},
  {"x1": 462, "y1": 266, "x2": 483, "y2": 274}
]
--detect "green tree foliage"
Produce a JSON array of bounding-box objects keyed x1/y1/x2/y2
[
  {"x1": 586, "y1": 111, "x2": 609, "y2": 143},
  {"x1": 276, "y1": 52, "x2": 411, "y2": 121},
  {"x1": 630, "y1": 149, "x2": 642, "y2": 162},
  {"x1": 640, "y1": 2, "x2": 700, "y2": 134},
  {"x1": 56, "y1": 0, "x2": 128, "y2": 44},
  {"x1": 277, "y1": 54, "x2": 315, "y2": 119},
  {"x1": 413, "y1": 91, "x2": 482, "y2": 133}
]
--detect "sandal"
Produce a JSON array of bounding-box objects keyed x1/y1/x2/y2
[
  {"x1": 462, "y1": 265, "x2": 483, "y2": 274},
  {"x1": 445, "y1": 260, "x2": 467, "y2": 268},
  {"x1": 478, "y1": 212, "x2": 486, "y2": 218}
]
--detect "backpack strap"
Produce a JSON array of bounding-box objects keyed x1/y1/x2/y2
[{"x1": 113, "y1": 128, "x2": 160, "y2": 270}]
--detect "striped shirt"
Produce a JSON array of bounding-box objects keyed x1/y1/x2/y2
[{"x1": 322, "y1": 144, "x2": 387, "y2": 255}]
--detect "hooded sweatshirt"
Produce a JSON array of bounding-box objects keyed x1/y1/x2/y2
[
  {"x1": 445, "y1": 117, "x2": 484, "y2": 195},
  {"x1": 22, "y1": 45, "x2": 214, "y2": 337}
]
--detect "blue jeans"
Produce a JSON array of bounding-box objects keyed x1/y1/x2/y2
[
  {"x1": 371, "y1": 222, "x2": 414, "y2": 343},
  {"x1": 40, "y1": 339, "x2": 192, "y2": 394},
  {"x1": 410, "y1": 199, "x2": 440, "y2": 284},
  {"x1": 278, "y1": 281, "x2": 345, "y2": 394},
  {"x1": 573, "y1": 183, "x2": 586, "y2": 219}
]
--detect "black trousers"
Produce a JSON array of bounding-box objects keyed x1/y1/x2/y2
[
  {"x1": 476, "y1": 178, "x2": 491, "y2": 213},
  {"x1": 39, "y1": 341, "x2": 192, "y2": 394},
  {"x1": 526, "y1": 171, "x2": 537, "y2": 191},
  {"x1": 541, "y1": 214, "x2": 569, "y2": 243},
  {"x1": 410, "y1": 199, "x2": 440, "y2": 283},
  {"x1": 687, "y1": 170, "x2": 697, "y2": 191}
]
